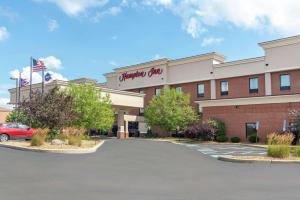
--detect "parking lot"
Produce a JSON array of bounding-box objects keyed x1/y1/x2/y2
[
  {"x1": 180, "y1": 143, "x2": 266, "y2": 158},
  {"x1": 0, "y1": 139, "x2": 300, "y2": 200}
]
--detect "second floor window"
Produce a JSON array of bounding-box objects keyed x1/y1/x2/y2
[
  {"x1": 221, "y1": 81, "x2": 228, "y2": 96},
  {"x1": 249, "y1": 77, "x2": 258, "y2": 93},
  {"x1": 197, "y1": 84, "x2": 205, "y2": 97},
  {"x1": 155, "y1": 88, "x2": 161, "y2": 96},
  {"x1": 280, "y1": 74, "x2": 291, "y2": 91},
  {"x1": 175, "y1": 87, "x2": 182, "y2": 93}
]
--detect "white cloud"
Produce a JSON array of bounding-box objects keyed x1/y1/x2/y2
[
  {"x1": 92, "y1": 6, "x2": 122, "y2": 22},
  {"x1": 0, "y1": 6, "x2": 19, "y2": 21},
  {"x1": 43, "y1": 0, "x2": 109, "y2": 16},
  {"x1": 39, "y1": 56, "x2": 62, "y2": 70},
  {"x1": 0, "y1": 26, "x2": 9, "y2": 42},
  {"x1": 153, "y1": 54, "x2": 163, "y2": 60},
  {"x1": 201, "y1": 37, "x2": 224, "y2": 47},
  {"x1": 9, "y1": 66, "x2": 67, "y2": 85},
  {"x1": 142, "y1": 0, "x2": 300, "y2": 37},
  {"x1": 0, "y1": 97, "x2": 12, "y2": 110},
  {"x1": 109, "y1": 61, "x2": 118, "y2": 67},
  {"x1": 48, "y1": 19, "x2": 59, "y2": 32}
]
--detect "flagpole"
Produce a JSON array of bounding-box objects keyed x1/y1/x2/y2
[
  {"x1": 42, "y1": 64, "x2": 45, "y2": 96},
  {"x1": 29, "y1": 57, "x2": 33, "y2": 128},
  {"x1": 29, "y1": 57, "x2": 33, "y2": 100},
  {"x1": 18, "y1": 72, "x2": 21, "y2": 106}
]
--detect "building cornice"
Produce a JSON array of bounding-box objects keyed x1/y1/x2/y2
[
  {"x1": 169, "y1": 52, "x2": 225, "y2": 67},
  {"x1": 214, "y1": 56, "x2": 265, "y2": 68},
  {"x1": 259, "y1": 35, "x2": 300, "y2": 49}
]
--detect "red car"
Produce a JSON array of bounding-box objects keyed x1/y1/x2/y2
[{"x1": 0, "y1": 123, "x2": 35, "y2": 142}]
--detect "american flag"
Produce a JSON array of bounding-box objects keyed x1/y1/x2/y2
[{"x1": 32, "y1": 58, "x2": 47, "y2": 72}]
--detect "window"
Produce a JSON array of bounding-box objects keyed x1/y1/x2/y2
[
  {"x1": 280, "y1": 74, "x2": 290, "y2": 91},
  {"x1": 220, "y1": 81, "x2": 228, "y2": 96},
  {"x1": 246, "y1": 123, "x2": 257, "y2": 138},
  {"x1": 139, "y1": 90, "x2": 145, "y2": 94},
  {"x1": 249, "y1": 77, "x2": 258, "y2": 93},
  {"x1": 175, "y1": 87, "x2": 182, "y2": 93},
  {"x1": 155, "y1": 88, "x2": 161, "y2": 96},
  {"x1": 18, "y1": 124, "x2": 29, "y2": 129},
  {"x1": 139, "y1": 108, "x2": 144, "y2": 116},
  {"x1": 197, "y1": 84, "x2": 205, "y2": 97}
]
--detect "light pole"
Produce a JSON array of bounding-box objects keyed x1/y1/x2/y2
[{"x1": 10, "y1": 77, "x2": 18, "y2": 109}]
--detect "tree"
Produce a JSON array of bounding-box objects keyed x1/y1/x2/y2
[
  {"x1": 6, "y1": 110, "x2": 41, "y2": 128},
  {"x1": 290, "y1": 110, "x2": 300, "y2": 130},
  {"x1": 19, "y1": 87, "x2": 78, "y2": 130},
  {"x1": 67, "y1": 83, "x2": 114, "y2": 131},
  {"x1": 144, "y1": 88, "x2": 198, "y2": 134}
]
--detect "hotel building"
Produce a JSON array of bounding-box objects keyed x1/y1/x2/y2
[{"x1": 103, "y1": 35, "x2": 300, "y2": 141}]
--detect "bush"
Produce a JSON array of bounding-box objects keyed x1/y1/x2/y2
[
  {"x1": 144, "y1": 129, "x2": 158, "y2": 138},
  {"x1": 216, "y1": 135, "x2": 229, "y2": 142},
  {"x1": 267, "y1": 132, "x2": 294, "y2": 145},
  {"x1": 30, "y1": 128, "x2": 49, "y2": 146},
  {"x1": 30, "y1": 135, "x2": 45, "y2": 146},
  {"x1": 230, "y1": 136, "x2": 241, "y2": 143},
  {"x1": 54, "y1": 133, "x2": 68, "y2": 141},
  {"x1": 267, "y1": 145, "x2": 290, "y2": 158},
  {"x1": 184, "y1": 123, "x2": 217, "y2": 141},
  {"x1": 293, "y1": 146, "x2": 300, "y2": 157},
  {"x1": 62, "y1": 127, "x2": 86, "y2": 137},
  {"x1": 248, "y1": 134, "x2": 259, "y2": 143},
  {"x1": 206, "y1": 118, "x2": 226, "y2": 136},
  {"x1": 68, "y1": 136, "x2": 82, "y2": 146}
]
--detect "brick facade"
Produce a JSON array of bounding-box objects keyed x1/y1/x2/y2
[
  {"x1": 216, "y1": 74, "x2": 265, "y2": 99},
  {"x1": 202, "y1": 102, "x2": 300, "y2": 142}
]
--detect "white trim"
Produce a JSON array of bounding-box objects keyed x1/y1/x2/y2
[
  {"x1": 196, "y1": 94, "x2": 300, "y2": 108},
  {"x1": 259, "y1": 35, "x2": 300, "y2": 49},
  {"x1": 215, "y1": 57, "x2": 265, "y2": 68}
]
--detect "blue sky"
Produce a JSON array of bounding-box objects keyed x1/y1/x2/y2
[{"x1": 1, "y1": 0, "x2": 299, "y2": 107}]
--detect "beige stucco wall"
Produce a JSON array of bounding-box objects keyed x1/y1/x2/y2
[
  {"x1": 0, "y1": 111, "x2": 10, "y2": 122},
  {"x1": 167, "y1": 59, "x2": 214, "y2": 84},
  {"x1": 265, "y1": 42, "x2": 300, "y2": 72},
  {"x1": 214, "y1": 58, "x2": 265, "y2": 79},
  {"x1": 116, "y1": 64, "x2": 167, "y2": 90}
]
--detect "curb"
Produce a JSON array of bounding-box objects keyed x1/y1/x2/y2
[
  {"x1": 0, "y1": 140, "x2": 105, "y2": 154},
  {"x1": 241, "y1": 144, "x2": 267, "y2": 149},
  {"x1": 218, "y1": 156, "x2": 300, "y2": 164}
]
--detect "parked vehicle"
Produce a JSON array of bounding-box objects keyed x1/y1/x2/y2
[{"x1": 0, "y1": 123, "x2": 35, "y2": 142}]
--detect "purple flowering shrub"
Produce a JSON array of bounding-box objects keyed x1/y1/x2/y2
[{"x1": 184, "y1": 123, "x2": 217, "y2": 141}]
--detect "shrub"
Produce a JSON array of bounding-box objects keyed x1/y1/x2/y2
[
  {"x1": 293, "y1": 146, "x2": 300, "y2": 157},
  {"x1": 184, "y1": 123, "x2": 217, "y2": 141},
  {"x1": 144, "y1": 129, "x2": 158, "y2": 138},
  {"x1": 30, "y1": 135, "x2": 44, "y2": 146},
  {"x1": 206, "y1": 118, "x2": 226, "y2": 136},
  {"x1": 267, "y1": 145, "x2": 290, "y2": 158},
  {"x1": 216, "y1": 135, "x2": 229, "y2": 142},
  {"x1": 267, "y1": 132, "x2": 294, "y2": 145},
  {"x1": 54, "y1": 134, "x2": 68, "y2": 141},
  {"x1": 248, "y1": 134, "x2": 259, "y2": 143},
  {"x1": 68, "y1": 136, "x2": 82, "y2": 146},
  {"x1": 62, "y1": 127, "x2": 86, "y2": 138},
  {"x1": 230, "y1": 136, "x2": 241, "y2": 143},
  {"x1": 30, "y1": 128, "x2": 49, "y2": 146}
]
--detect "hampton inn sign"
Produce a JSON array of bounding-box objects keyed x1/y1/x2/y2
[{"x1": 119, "y1": 67, "x2": 163, "y2": 82}]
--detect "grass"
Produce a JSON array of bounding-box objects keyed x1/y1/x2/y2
[{"x1": 267, "y1": 145, "x2": 290, "y2": 158}]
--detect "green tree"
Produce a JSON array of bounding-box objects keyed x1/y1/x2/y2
[
  {"x1": 19, "y1": 87, "x2": 78, "y2": 130},
  {"x1": 67, "y1": 83, "x2": 114, "y2": 131},
  {"x1": 6, "y1": 110, "x2": 41, "y2": 128},
  {"x1": 144, "y1": 88, "x2": 198, "y2": 134}
]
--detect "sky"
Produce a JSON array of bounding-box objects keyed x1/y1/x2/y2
[{"x1": 1, "y1": 0, "x2": 300, "y2": 108}]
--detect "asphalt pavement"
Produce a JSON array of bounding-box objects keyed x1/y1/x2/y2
[{"x1": 0, "y1": 139, "x2": 299, "y2": 200}]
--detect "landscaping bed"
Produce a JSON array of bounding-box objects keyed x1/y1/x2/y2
[{"x1": 1, "y1": 140, "x2": 101, "y2": 150}]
